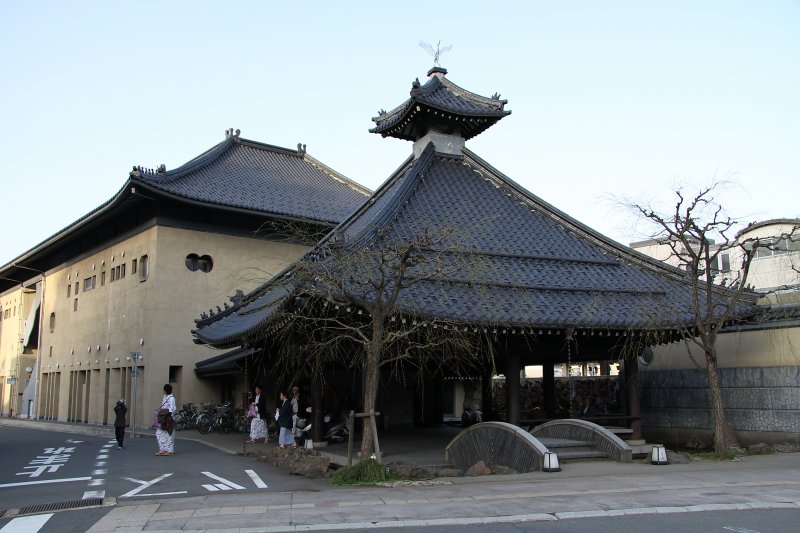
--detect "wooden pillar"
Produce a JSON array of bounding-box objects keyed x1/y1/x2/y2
[
  {"x1": 542, "y1": 361, "x2": 555, "y2": 418},
  {"x1": 624, "y1": 356, "x2": 642, "y2": 439},
  {"x1": 312, "y1": 377, "x2": 323, "y2": 444},
  {"x1": 505, "y1": 352, "x2": 521, "y2": 426},
  {"x1": 481, "y1": 366, "x2": 493, "y2": 421}
]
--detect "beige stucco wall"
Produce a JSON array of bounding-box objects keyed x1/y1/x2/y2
[
  {"x1": 647, "y1": 326, "x2": 800, "y2": 370},
  {"x1": 0, "y1": 285, "x2": 39, "y2": 418},
  {"x1": 0, "y1": 287, "x2": 24, "y2": 416},
  {"x1": 37, "y1": 224, "x2": 308, "y2": 429}
]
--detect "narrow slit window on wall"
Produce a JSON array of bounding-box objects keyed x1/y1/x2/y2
[
  {"x1": 49, "y1": 312, "x2": 55, "y2": 333},
  {"x1": 75, "y1": 281, "x2": 79, "y2": 294},
  {"x1": 132, "y1": 259, "x2": 137, "y2": 275},
  {"x1": 101, "y1": 271, "x2": 106, "y2": 286},
  {"x1": 67, "y1": 284, "x2": 71, "y2": 298},
  {"x1": 111, "y1": 268, "x2": 116, "y2": 282},
  {"x1": 73, "y1": 298, "x2": 78, "y2": 311},
  {"x1": 121, "y1": 263, "x2": 126, "y2": 278},
  {"x1": 139, "y1": 255, "x2": 149, "y2": 281}
]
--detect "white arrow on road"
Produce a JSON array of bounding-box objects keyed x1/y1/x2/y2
[
  {"x1": 120, "y1": 473, "x2": 187, "y2": 498},
  {"x1": 201, "y1": 471, "x2": 245, "y2": 491}
]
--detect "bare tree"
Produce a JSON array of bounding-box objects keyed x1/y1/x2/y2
[
  {"x1": 629, "y1": 182, "x2": 763, "y2": 455},
  {"x1": 266, "y1": 224, "x2": 487, "y2": 458}
]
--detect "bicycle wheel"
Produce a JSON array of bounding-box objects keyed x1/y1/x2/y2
[
  {"x1": 173, "y1": 412, "x2": 186, "y2": 431},
  {"x1": 196, "y1": 414, "x2": 213, "y2": 434}
]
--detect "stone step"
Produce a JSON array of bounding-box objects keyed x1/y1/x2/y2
[
  {"x1": 606, "y1": 426, "x2": 634, "y2": 437},
  {"x1": 557, "y1": 450, "x2": 609, "y2": 462},
  {"x1": 538, "y1": 437, "x2": 592, "y2": 448}
]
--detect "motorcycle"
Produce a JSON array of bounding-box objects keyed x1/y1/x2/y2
[{"x1": 296, "y1": 407, "x2": 349, "y2": 444}]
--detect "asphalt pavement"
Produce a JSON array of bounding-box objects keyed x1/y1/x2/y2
[{"x1": 2, "y1": 417, "x2": 799, "y2": 532}]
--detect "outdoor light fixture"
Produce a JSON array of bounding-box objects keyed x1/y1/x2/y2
[
  {"x1": 542, "y1": 451, "x2": 561, "y2": 472},
  {"x1": 650, "y1": 444, "x2": 669, "y2": 465}
]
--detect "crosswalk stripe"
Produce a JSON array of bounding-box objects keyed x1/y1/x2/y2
[
  {"x1": 0, "y1": 513, "x2": 53, "y2": 532},
  {"x1": 83, "y1": 490, "x2": 105, "y2": 499},
  {"x1": 245, "y1": 469, "x2": 268, "y2": 488},
  {"x1": 201, "y1": 471, "x2": 245, "y2": 490}
]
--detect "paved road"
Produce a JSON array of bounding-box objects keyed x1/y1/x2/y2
[
  {"x1": 0, "y1": 426, "x2": 328, "y2": 512},
  {"x1": 2, "y1": 419, "x2": 799, "y2": 532}
]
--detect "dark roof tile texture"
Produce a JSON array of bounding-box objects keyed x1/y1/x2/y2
[
  {"x1": 134, "y1": 138, "x2": 369, "y2": 224},
  {"x1": 193, "y1": 143, "x2": 761, "y2": 347}
]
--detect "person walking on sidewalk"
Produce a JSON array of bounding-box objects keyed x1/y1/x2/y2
[
  {"x1": 277, "y1": 389, "x2": 296, "y2": 449},
  {"x1": 113, "y1": 399, "x2": 127, "y2": 449},
  {"x1": 246, "y1": 384, "x2": 269, "y2": 443},
  {"x1": 155, "y1": 383, "x2": 176, "y2": 456}
]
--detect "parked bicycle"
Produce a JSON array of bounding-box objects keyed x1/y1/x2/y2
[
  {"x1": 173, "y1": 403, "x2": 199, "y2": 431},
  {"x1": 196, "y1": 401, "x2": 236, "y2": 434}
]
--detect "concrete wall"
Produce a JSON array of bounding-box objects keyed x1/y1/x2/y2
[
  {"x1": 641, "y1": 325, "x2": 800, "y2": 447},
  {"x1": 36, "y1": 224, "x2": 308, "y2": 429}
]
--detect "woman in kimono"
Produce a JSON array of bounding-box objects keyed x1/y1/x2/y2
[
  {"x1": 155, "y1": 383, "x2": 176, "y2": 456},
  {"x1": 246, "y1": 384, "x2": 269, "y2": 443}
]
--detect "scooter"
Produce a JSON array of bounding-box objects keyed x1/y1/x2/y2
[{"x1": 296, "y1": 407, "x2": 349, "y2": 443}]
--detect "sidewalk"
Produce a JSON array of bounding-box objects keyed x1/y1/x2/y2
[
  {"x1": 4, "y1": 418, "x2": 800, "y2": 532},
  {"x1": 88, "y1": 451, "x2": 800, "y2": 532}
]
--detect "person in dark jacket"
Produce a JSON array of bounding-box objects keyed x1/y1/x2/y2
[
  {"x1": 277, "y1": 389, "x2": 296, "y2": 449},
  {"x1": 113, "y1": 399, "x2": 127, "y2": 449}
]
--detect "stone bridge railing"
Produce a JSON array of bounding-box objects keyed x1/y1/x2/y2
[{"x1": 445, "y1": 421, "x2": 549, "y2": 472}]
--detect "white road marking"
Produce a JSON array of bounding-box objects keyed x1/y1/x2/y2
[
  {"x1": 723, "y1": 528, "x2": 761, "y2": 533},
  {"x1": 65, "y1": 439, "x2": 83, "y2": 444},
  {"x1": 94, "y1": 461, "x2": 106, "y2": 467},
  {"x1": 82, "y1": 490, "x2": 105, "y2": 499},
  {"x1": 201, "y1": 471, "x2": 245, "y2": 490},
  {"x1": 245, "y1": 469, "x2": 268, "y2": 488},
  {"x1": 0, "y1": 476, "x2": 91, "y2": 488},
  {"x1": 202, "y1": 484, "x2": 220, "y2": 491},
  {"x1": 91, "y1": 469, "x2": 107, "y2": 476},
  {"x1": 0, "y1": 513, "x2": 53, "y2": 532},
  {"x1": 88, "y1": 479, "x2": 104, "y2": 486},
  {"x1": 119, "y1": 473, "x2": 186, "y2": 498},
  {"x1": 97, "y1": 454, "x2": 108, "y2": 459}
]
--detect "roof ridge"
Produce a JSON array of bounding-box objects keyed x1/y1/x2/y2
[
  {"x1": 461, "y1": 148, "x2": 696, "y2": 283},
  {"x1": 348, "y1": 143, "x2": 436, "y2": 247},
  {"x1": 131, "y1": 137, "x2": 236, "y2": 182}
]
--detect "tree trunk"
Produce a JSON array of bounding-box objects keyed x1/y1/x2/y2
[
  {"x1": 360, "y1": 321, "x2": 383, "y2": 458},
  {"x1": 705, "y1": 348, "x2": 739, "y2": 454}
]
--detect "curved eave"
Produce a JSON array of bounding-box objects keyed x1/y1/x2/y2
[
  {"x1": 370, "y1": 101, "x2": 510, "y2": 141},
  {"x1": 0, "y1": 180, "x2": 132, "y2": 277}
]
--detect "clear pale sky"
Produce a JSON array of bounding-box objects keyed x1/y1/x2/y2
[{"x1": 1, "y1": 1, "x2": 798, "y2": 267}]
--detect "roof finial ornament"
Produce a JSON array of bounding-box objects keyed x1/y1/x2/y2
[
  {"x1": 297, "y1": 143, "x2": 307, "y2": 155},
  {"x1": 419, "y1": 40, "x2": 453, "y2": 68},
  {"x1": 224, "y1": 128, "x2": 241, "y2": 139}
]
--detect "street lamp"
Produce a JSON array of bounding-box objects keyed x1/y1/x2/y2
[{"x1": 130, "y1": 351, "x2": 143, "y2": 437}]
